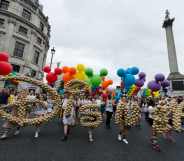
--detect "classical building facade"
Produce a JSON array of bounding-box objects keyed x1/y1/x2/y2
[{"x1": 0, "y1": 0, "x2": 50, "y2": 79}]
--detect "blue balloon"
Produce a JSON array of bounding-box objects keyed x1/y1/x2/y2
[
  {"x1": 131, "y1": 67, "x2": 139, "y2": 75},
  {"x1": 125, "y1": 68, "x2": 132, "y2": 74},
  {"x1": 117, "y1": 68, "x2": 125, "y2": 77},
  {"x1": 124, "y1": 74, "x2": 135, "y2": 87}
]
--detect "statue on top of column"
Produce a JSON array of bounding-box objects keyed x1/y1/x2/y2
[{"x1": 165, "y1": 9, "x2": 170, "y2": 20}]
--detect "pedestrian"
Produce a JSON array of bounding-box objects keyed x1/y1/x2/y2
[{"x1": 105, "y1": 95, "x2": 114, "y2": 129}]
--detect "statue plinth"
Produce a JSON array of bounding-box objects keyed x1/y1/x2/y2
[{"x1": 167, "y1": 73, "x2": 184, "y2": 96}]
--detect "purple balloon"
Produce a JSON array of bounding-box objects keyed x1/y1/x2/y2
[
  {"x1": 161, "y1": 80, "x2": 170, "y2": 88},
  {"x1": 139, "y1": 72, "x2": 146, "y2": 79},
  {"x1": 135, "y1": 79, "x2": 144, "y2": 87},
  {"x1": 148, "y1": 80, "x2": 161, "y2": 91},
  {"x1": 155, "y1": 73, "x2": 165, "y2": 82}
]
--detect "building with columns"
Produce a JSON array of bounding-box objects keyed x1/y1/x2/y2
[{"x1": 0, "y1": 0, "x2": 50, "y2": 80}]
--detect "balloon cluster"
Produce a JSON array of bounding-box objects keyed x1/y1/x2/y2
[
  {"x1": 117, "y1": 67, "x2": 146, "y2": 96},
  {"x1": 43, "y1": 64, "x2": 113, "y2": 93},
  {"x1": 0, "y1": 52, "x2": 13, "y2": 76},
  {"x1": 147, "y1": 73, "x2": 170, "y2": 97}
]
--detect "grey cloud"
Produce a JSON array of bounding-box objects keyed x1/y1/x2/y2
[{"x1": 41, "y1": 0, "x2": 184, "y2": 86}]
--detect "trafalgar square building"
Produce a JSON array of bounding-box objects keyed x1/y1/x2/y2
[{"x1": 0, "y1": 0, "x2": 50, "y2": 80}]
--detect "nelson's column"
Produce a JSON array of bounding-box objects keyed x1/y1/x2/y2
[{"x1": 163, "y1": 10, "x2": 184, "y2": 96}]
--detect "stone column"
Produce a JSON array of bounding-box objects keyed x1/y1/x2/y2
[
  {"x1": 163, "y1": 10, "x2": 178, "y2": 73},
  {"x1": 5, "y1": 18, "x2": 16, "y2": 55},
  {"x1": 162, "y1": 10, "x2": 184, "y2": 96}
]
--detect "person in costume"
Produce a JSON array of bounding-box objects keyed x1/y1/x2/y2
[
  {"x1": 115, "y1": 96, "x2": 129, "y2": 144},
  {"x1": 0, "y1": 90, "x2": 27, "y2": 139},
  {"x1": 61, "y1": 94, "x2": 75, "y2": 141},
  {"x1": 150, "y1": 99, "x2": 171, "y2": 151}
]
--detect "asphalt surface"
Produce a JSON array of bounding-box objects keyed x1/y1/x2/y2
[{"x1": 0, "y1": 118, "x2": 184, "y2": 161}]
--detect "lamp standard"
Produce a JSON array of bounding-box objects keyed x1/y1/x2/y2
[{"x1": 50, "y1": 47, "x2": 56, "y2": 69}]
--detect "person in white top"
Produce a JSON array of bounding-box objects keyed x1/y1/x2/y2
[
  {"x1": 33, "y1": 94, "x2": 48, "y2": 138},
  {"x1": 147, "y1": 99, "x2": 156, "y2": 126},
  {"x1": 105, "y1": 95, "x2": 114, "y2": 129}
]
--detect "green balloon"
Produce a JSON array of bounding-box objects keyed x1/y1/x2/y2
[
  {"x1": 85, "y1": 78, "x2": 92, "y2": 85},
  {"x1": 90, "y1": 75, "x2": 101, "y2": 87},
  {"x1": 85, "y1": 68, "x2": 93, "y2": 77},
  {"x1": 100, "y1": 68, "x2": 108, "y2": 77}
]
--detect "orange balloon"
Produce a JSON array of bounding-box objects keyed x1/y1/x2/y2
[
  {"x1": 107, "y1": 80, "x2": 113, "y2": 85},
  {"x1": 63, "y1": 73, "x2": 73, "y2": 83},
  {"x1": 102, "y1": 81, "x2": 109, "y2": 89},
  {"x1": 62, "y1": 66, "x2": 69, "y2": 73},
  {"x1": 69, "y1": 67, "x2": 76, "y2": 75}
]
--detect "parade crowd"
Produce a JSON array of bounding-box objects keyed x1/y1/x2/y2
[{"x1": 0, "y1": 87, "x2": 184, "y2": 152}]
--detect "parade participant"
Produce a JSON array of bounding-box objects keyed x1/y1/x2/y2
[
  {"x1": 86, "y1": 98, "x2": 95, "y2": 142},
  {"x1": 95, "y1": 95, "x2": 102, "y2": 112},
  {"x1": 47, "y1": 95, "x2": 53, "y2": 113},
  {"x1": 101, "y1": 92, "x2": 108, "y2": 118},
  {"x1": 61, "y1": 94, "x2": 75, "y2": 141},
  {"x1": 115, "y1": 96, "x2": 129, "y2": 144},
  {"x1": 33, "y1": 94, "x2": 48, "y2": 138},
  {"x1": 8, "y1": 90, "x2": 17, "y2": 104},
  {"x1": 163, "y1": 98, "x2": 175, "y2": 143},
  {"x1": 105, "y1": 95, "x2": 114, "y2": 129},
  {"x1": 151, "y1": 99, "x2": 168, "y2": 151},
  {"x1": 147, "y1": 99, "x2": 155, "y2": 128},
  {"x1": 0, "y1": 88, "x2": 10, "y2": 105},
  {"x1": 0, "y1": 90, "x2": 24, "y2": 139},
  {"x1": 79, "y1": 95, "x2": 95, "y2": 142}
]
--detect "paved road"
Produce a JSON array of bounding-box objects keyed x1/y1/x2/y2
[{"x1": 0, "y1": 118, "x2": 184, "y2": 161}]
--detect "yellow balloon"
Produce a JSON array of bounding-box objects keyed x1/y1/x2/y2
[
  {"x1": 74, "y1": 72, "x2": 86, "y2": 80},
  {"x1": 153, "y1": 91, "x2": 160, "y2": 98},
  {"x1": 77, "y1": 64, "x2": 85, "y2": 72}
]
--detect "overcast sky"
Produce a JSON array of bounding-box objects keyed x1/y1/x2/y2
[{"x1": 40, "y1": 0, "x2": 184, "y2": 86}]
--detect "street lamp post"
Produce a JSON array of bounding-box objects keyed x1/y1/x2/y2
[{"x1": 50, "y1": 47, "x2": 56, "y2": 69}]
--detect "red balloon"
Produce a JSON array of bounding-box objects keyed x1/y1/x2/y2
[
  {"x1": 54, "y1": 67, "x2": 62, "y2": 75},
  {"x1": 43, "y1": 66, "x2": 51, "y2": 73},
  {"x1": 69, "y1": 67, "x2": 76, "y2": 75},
  {"x1": 0, "y1": 61, "x2": 12, "y2": 75},
  {"x1": 0, "y1": 51, "x2": 9, "y2": 62},
  {"x1": 46, "y1": 72, "x2": 57, "y2": 83}
]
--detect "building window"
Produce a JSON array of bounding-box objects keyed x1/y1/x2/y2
[
  {"x1": 13, "y1": 41, "x2": 25, "y2": 58},
  {"x1": 22, "y1": 9, "x2": 31, "y2": 21},
  {"x1": 18, "y1": 26, "x2": 28, "y2": 36},
  {"x1": 32, "y1": 50, "x2": 40, "y2": 65},
  {"x1": 11, "y1": 64, "x2": 20, "y2": 73},
  {"x1": 40, "y1": 22, "x2": 44, "y2": 32},
  {"x1": 0, "y1": 18, "x2": 5, "y2": 27},
  {"x1": 0, "y1": 0, "x2": 9, "y2": 10},
  {"x1": 37, "y1": 37, "x2": 42, "y2": 45}
]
